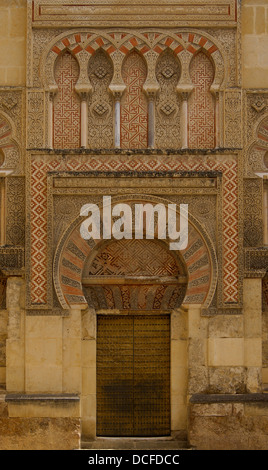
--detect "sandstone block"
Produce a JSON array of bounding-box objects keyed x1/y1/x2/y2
[
  {"x1": 25, "y1": 366, "x2": 62, "y2": 393},
  {"x1": 0, "y1": 417, "x2": 80, "y2": 450},
  {"x1": 255, "y1": 7, "x2": 266, "y2": 34},
  {"x1": 26, "y1": 316, "x2": 62, "y2": 339},
  {"x1": 82, "y1": 339, "x2": 96, "y2": 368},
  {"x1": 208, "y1": 338, "x2": 244, "y2": 366},
  {"x1": 191, "y1": 403, "x2": 232, "y2": 417},
  {"x1": 171, "y1": 403, "x2": 187, "y2": 431},
  {"x1": 246, "y1": 367, "x2": 262, "y2": 393},
  {"x1": 82, "y1": 367, "x2": 96, "y2": 395},
  {"x1": 171, "y1": 339, "x2": 187, "y2": 367},
  {"x1": 63, "y1": 366, "x2": 82, "y2": 394},
  {"x1": 188, "y1": 366, "x2": 208, "y2": 394},
  {"x1": 243, "y1": 279, "x2": 262, "y2": 311},
  {"x1": 188, "y1": 338, "x2": 206, "y2": 366},
  {"x1": 209, "y1": 367, "x2": 246, "y2": 394},
  {"x1": 208, "y1": 315, "x2": 243, "y2": 338},
  {"x1": 244, "y1": 338, "x2": 262, "y2": 367}
]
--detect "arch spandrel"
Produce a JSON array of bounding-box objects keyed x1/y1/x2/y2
[{"x1": 53, "y1": 196, "x2": 218, "y2": 311}]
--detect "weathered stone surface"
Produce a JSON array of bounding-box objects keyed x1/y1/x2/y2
[
  {"x1": 82, "y1": 308, "x2": 96, "y2": 340},
  {"x1": 191, "y1": 403, "x2": 232, "y2": 417},
  {"x1": 263, "y1": 341, "x2": 268, "y2": 366},
  {"x1": 0, "y1": 417, "x2": 80, "y2": 450},
  {"x1": 0, "y1": 341, "x2": 6, "y2": 365},
  {"x1": 0, "y1": 397, "x2": 8, "y2": 417},
  {"x1": 246, "y1": 367, "x2": 262, "y2": 393},
  {"x1": 188, "y1": 339, "x2": 206, "y2": 366},
  {"x1": 171, "y1": 309, "x2": 187, "y2": 340},
  {"x1": 0, "y1": 310, "x2": 8, "y2": 339},
  {"x1": 189, "y1": 407, "x2": 268, "y2": 450},
  {"x1": 209, "y1": 367, "x2": 246, "y2": 394},
  {"x1": 208, "y1": 315, "x2": 243, "y2": 338},
  {"x1": 188, "y1": 367, "x2": 209, "y2": 394}
]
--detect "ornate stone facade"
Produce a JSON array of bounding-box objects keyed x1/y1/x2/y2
[{"x1": 0, "y1": 0, "x2": 267, "y2": 451}]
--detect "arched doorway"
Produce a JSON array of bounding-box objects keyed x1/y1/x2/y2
[
  {"x1": 53, "y1": 194, "x2": 218, "y2": 439},
  {"x1": 82, "y1": 238, "x2": 188, "y2": 437}
]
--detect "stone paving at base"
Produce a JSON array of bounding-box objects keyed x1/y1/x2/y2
[{"x1": 81, "y1": 438, "x2": 191, "y2": 450}]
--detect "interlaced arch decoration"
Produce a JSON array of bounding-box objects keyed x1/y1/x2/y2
[
  {"x1": 41, "y1": 29, "x2": 225, "y2": 93},
  {"x1": 53, "y1": 195, "x2": 218, "y2": 311}
]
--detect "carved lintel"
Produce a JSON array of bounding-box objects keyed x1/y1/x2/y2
[
  {"x1": 26, "y1": 308, "x2": 70, "y2": 316},
  {"x1": 244, "y1": 270, "x2": 266, "y2": 279},
  {"x1": 201, "y1": 307, "x2": 243, "y2": 316}
]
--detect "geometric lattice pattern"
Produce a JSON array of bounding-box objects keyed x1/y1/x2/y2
[
  {"x1": 81, "y1": 233, "x2": 211, "y2": 308},
  {"x1": 222, "y1": 165, "x2": 239, "y2": 302},
  {"x1": 86, "y1": 239, "x2": 182, "y2": 277},
  {"x1": 53, "y1": 51, "x2": 80, "y2": 148},
  {"x1": 82, "y1": 239, "x2": 187, "y2": 311},
  {"x1": 60, "y1": 222, "x2": 212, "y2": 309},
  {"x1": 30, "y1": 154, "x2": 238, "y2": 304},
  {"x1": 188, "y1": 52, "x2": 215, "y2": 149},
  {"x1": 121, "y1": 51, "x2": 148, "y2": 148}
]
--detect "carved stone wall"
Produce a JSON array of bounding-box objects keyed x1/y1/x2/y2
[
  {"x1": 121, "y1": 51, "x2": 148, "y2": 149},
  {"x1": 2, "y1": 0, "x2": 268, "y2": 452},
  {"x1": 188, "y1": 52, "x2": 215, "y2": 149},
  {"x1": 88, "y1": 50, "x2": 113, "y2": 149},
  {"x1": 155, "y1": 50, "x2": 181, "y2": 148},
  {"x1": 6, "y1": 177, "x2": 25, "y2": 247},
  {"x1": 53, "y1": 51, "x2": 80, "y2": 148}
]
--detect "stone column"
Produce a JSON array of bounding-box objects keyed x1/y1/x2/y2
[
  {"x1": 263, "y1": 181, "x2": 268, "y2": 246},
  {"x1": 177, "y1": 86, "x2": 193, "y2": 149},
  {"x1": 181, "y1": 93, "x2": 189, "y2": 149},
  {"x1": 215, "y1": 92, "x2": 220, "y2": 148},
  {"x1": 147, "y1": 93, "x2": 155, "y2": 149},
  {"x1": 114, "y1": 93, "x2": 121, "y2": 149},
  {"x1": 243, "y1": 277, "x2": 263, "y2": 393},
  {"x1": 6, "y1": 277, "x2": 25, "y2": 392},
  {"x1": 62, "y1": 308, "x2": 82, "y2": 394},
  {"x1": 170, "y1": 308, "x2": 188, "y2": 437},
  {"x1": 109, "y1": 86, "x2": 126, "y2": 149},
  {"x1": 0, "y1": 177, "x2": 5, "y2": 246},
  {"x1": 75, "y1": 87, "x2": 91, "y2": 149},
  {"x1": 143, "y1": 85, "x2": 159, "y2": 149},
  {"x1": 48, "y1": 91, "x2": 55, "y2": 149},
  {"x1": 81, "y1": 307, "x2": 96, "y2": 439},
  {"x1": 187, "y1": 305, "x2": 209, "y2": 395},
  {"x1": 80, "y1": 93, "x2": 88, "y2": 149}
]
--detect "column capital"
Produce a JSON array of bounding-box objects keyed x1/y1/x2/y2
[
  {"x1": 109, "y1": 84, "x2": 126, "y2": 100},
  {"x1": 176, "y1": 84, "x2": 193, "y2": 98},
  {"x1": 47, "y1": 85, "x2": 58, "y2": 100},
  {"x1": 143, "y1": 83, "x2": 159, "y2": 101},
  {"x1": 74, "y1": 84, "x2": 92, "y2": 100}
]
